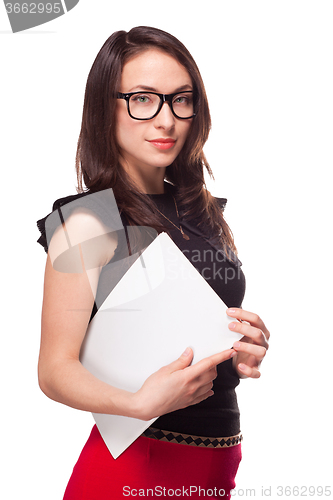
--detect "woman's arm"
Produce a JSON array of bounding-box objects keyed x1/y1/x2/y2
[
  {"x1": 38, "y1": 210, "x2": 134, "y2": 416},
  {"x1": 38, "y1": 213, "x2": 236, "y2": 421}
]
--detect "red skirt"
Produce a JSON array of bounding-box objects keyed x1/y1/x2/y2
[{"x1": 63, "y1": 425, "x2": 242, "y2": 499}]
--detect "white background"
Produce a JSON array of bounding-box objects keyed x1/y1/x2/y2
[{"x1": 1, "y1": 1, "x2": 332, "y2": 498}]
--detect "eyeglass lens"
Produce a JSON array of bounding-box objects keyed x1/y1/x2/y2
[{"x1": 128, "y1": 92, "x2": 194, "y2": 119}]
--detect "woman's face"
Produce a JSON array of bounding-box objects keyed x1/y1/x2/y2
[{"x1": 116, "y1": 49, "x2": 193, "y2": 186}]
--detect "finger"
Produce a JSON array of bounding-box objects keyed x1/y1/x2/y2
[
  {"x1": 237, "y1": 362, "x2": 261, "y2": 379},
  {"x1": 187, "y1": 349, "x2": 236, "y2": 378},
  {"x1": 227, "y1": 308, "x2": 270, "y2": 340},
  {"x1": 233, "y1": 341, "x2": 267, "y2": 361},
  {"x1": 195, "y1": 380, "x2": 215, "y2": 398},
  {"x1": 189, "y1": 388, "x2": 215, "y2": 406},
  {"x1": 194, "y1": 366, "x2": 218, "y2": 387},
  {"x1": 167, "y1": 347, "x2": 194, "y2": 373},
  {"x1": 229, "y1": 321, "x2": 269, "y2": 349}
]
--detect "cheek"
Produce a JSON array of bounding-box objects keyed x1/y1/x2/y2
[{"x1": 116, "y1": 110, "x2": 140, "y2": 151}]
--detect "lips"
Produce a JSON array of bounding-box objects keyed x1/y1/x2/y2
[{"x1": 148, "y1": 138, "x2": 176, "y2": 150}]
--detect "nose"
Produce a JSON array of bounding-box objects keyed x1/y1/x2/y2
[{"x1": 153, "y1": 101, "x2": 176, "y2": 130}]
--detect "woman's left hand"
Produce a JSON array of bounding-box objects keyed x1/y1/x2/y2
[{"x1": 227, "y1": 308, "x2": 270, "y2": 379}]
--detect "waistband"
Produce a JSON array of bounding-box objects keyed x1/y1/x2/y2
[{"x1": 142, "y1": 426, "x2": 243, "y2": 448}]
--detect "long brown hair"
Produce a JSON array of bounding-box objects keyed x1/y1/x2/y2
[{"x1": 75, "y1": 26, "x2": 236, "y2": 254}]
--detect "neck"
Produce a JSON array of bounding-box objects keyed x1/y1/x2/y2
[{"x1": 120, "y1": 158, "x2": 166, "y2": 194}]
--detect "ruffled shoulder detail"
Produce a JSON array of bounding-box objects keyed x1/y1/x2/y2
[
  {"x1": 215, "y1": 197, "x2": 227, "y2": 212},
  {"x1": 214, "y1": 197, "x2": 242, "y2": 266},
  {"x1": 36, "y1": 192, "x2": 91, "y2": 253}
]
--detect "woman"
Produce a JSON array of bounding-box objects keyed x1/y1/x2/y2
[{"x1": 37, "y1": 26, "x2": 270, "y2": 499}]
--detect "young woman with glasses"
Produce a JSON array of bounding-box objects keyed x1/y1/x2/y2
[{"x1": 37, "y1": 26, "x2": 270, "y2": 499}]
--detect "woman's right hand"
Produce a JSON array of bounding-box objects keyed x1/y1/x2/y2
[{"x1": 132, "y1": 347, "x2": 237, "y2": 420}]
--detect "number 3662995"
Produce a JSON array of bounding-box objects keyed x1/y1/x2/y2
[{"x1": 5, "y1": 3, "x2": 62, "y2": 14}]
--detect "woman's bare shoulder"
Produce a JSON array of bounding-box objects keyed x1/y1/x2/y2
[{"x1": 48, "y1": 207, "x2": 118, "y2": 272}]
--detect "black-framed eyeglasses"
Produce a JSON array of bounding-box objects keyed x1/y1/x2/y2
[{"x1": 117, "y1": 91, "x2": 196, "y2": 120}]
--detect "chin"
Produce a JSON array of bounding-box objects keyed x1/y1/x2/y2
[{"x1": 151, "y1": 152, "x2": 180, "y2": 168}]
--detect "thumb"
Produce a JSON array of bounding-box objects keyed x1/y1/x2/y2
[{"x1": 167, "y1": 347, "x2": 193, "y2": 372}]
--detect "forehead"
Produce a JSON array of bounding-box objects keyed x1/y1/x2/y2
[{"x1": 120, "y1": 49, "x2": 192, "y2": 93}]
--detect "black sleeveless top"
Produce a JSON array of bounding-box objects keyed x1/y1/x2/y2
[{"x1": 37, "y1": 185, "x2": 246, "y2": 437}]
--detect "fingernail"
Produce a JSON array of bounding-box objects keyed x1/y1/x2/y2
[
  {"x1": 239, "y1": 363, "x2": 247, "y2": 370},
  {"x1": 230, "y1": 351, "x2": 237, "y2": 358},
  {"x1": 182, "y1": 347, "x2": 191, "y2": 356},
  {"x1": 229, "y1": 322, "x2": 236, "y2": 329},
  {"x1": 227, "y1": 308, "x2": 236, "y2": 315},
  {"x1": 234, "y1": 342, "x2": 241, "y2": 349}
]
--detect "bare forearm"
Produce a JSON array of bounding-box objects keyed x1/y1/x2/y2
[
  {"x1": 38, "y1": 348, "x2": 238, "y2": 423},
  {"x1": 38, "y1": 358, "x2": 140, "y2": 418}
]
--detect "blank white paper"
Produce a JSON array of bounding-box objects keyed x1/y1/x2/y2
[{"x1": 80, "y1": 232, "x2": 243, "y2": 458}]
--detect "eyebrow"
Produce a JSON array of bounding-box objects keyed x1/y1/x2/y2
[{"x1": 127, "y1": 84, "x2": 193, "y2": 93}]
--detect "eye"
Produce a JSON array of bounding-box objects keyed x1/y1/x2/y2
[
  {"x1": 173, "y1": 94, "x2": 192, "y2": 105},
  {"x1": 131, "y1": 94, "x2": 152, "y2": 104}
]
